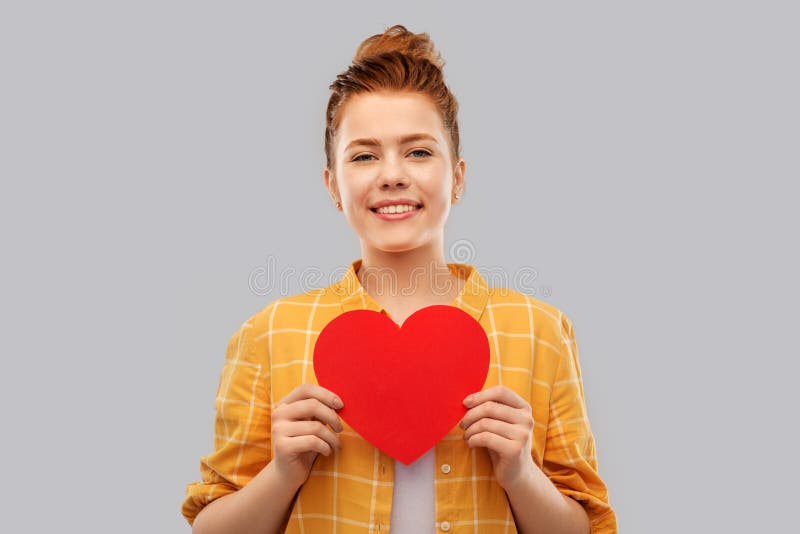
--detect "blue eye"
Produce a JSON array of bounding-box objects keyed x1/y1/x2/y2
[{"x1": 351, "y1": 150, "x2": 431, "y2": 162}]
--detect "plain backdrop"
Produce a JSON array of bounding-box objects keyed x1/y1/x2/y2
[{"x1": 1, "y1": 1, "x2": 797, "y2": 532}]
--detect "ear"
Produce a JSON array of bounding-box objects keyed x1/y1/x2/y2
[
  {"x1": 324, "y1": 167, "x2": 341, "y2": 209},
  {"x1": 452, "y1": 158, "x2": 466, "y2": 201}
]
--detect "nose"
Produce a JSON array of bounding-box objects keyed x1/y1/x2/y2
[
  {"x1": 379, "y1": 159, "x2": 409, "y2": 190},
  {"x1": 381, "y1": 178, "x2": 408, "y2": 190}
]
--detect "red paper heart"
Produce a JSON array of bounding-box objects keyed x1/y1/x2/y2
[{"x1": 313, "y1": 305, "x2": 490, "y2": 465}]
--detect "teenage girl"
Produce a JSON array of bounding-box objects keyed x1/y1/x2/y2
[{"x1": 183, "y1": 24, "x2": 617, "y2": 534}]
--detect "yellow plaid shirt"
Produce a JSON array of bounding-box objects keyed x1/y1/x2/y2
[{"x1": 182, "y1": 258, "x2": 618, "y2": 533}]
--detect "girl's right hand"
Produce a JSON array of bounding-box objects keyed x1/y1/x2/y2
[{"x1": 270, "y1": 383, "x2": 344, "y2": 489}]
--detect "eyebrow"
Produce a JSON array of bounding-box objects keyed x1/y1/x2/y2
[{"x1": 344, "y1": 133, "x2": 438, "y2": 152}]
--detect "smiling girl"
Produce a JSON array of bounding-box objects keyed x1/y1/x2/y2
[{"x1": 183, "y1": 25, "x2": 617, "y2": 534}]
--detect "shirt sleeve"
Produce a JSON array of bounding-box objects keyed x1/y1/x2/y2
[
  {"x1": 542, "y1": 313, "x2": 618, "y2": 534},
  {"x1": 181, "y1": 315, "x2": 272, "y2": 527}
]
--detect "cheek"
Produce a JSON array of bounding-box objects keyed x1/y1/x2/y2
[
  {"x1": 417, "y1": 165, "x2": 452, "y2": 195},
  {"x1": 425, "y1": 180, "x2": 454, "y2": 207},
  {"x1": 337, "y1": 175, "x2": 370, "y2": 203}
]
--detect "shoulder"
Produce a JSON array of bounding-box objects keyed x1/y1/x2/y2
[
  {"x1": 234, "y1": 283, "x2": 343, "y2": 338},
  {"x1": 484, "y1": 285, "x2": 574, "y2": 344}
]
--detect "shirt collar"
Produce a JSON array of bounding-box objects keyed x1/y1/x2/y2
[{"x1": 334, "y1": 258, "x2": 489, "y2": 324}]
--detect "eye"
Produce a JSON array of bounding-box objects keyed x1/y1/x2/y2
[
  {"x1": 352, "y1": 153, "x2": 375, "y2": 162},
  {"x1": 410, "y1": 149, "x2": 432, "y2": 158}
]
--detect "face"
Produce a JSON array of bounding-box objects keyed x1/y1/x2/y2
[{"x1": 324, "y1": 91, "x2": 465, "y2": 255}]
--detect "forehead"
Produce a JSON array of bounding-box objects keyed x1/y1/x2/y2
[{"x1": 336, "y1": 91, "x2": 445, "y2": 146}]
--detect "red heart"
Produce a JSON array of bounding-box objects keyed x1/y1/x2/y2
[{"x1": 313, "y1": 305, "x2": 490, "y2": 465}]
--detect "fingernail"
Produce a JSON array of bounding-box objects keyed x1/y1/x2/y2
[
  {"x1": 463, "y1": 395, "x2": 474, "y2": 406},
  {"x1": 333, "y1": 397, "x2": 344, "y2": 409},
  {"x1": 459, "y1": 420, "x2": 465, "y2": 429}
]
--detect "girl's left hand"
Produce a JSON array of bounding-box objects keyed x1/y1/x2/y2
[{"x1": 460, "y1": 385, "x2": 538, "y2": 491}]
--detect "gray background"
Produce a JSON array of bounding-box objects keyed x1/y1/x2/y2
[{"x1": 1, "y1": 1, "x2": 797, "y2": 532}]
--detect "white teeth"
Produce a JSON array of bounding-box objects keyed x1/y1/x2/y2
[{"x1": 375, "y1": 204, "x2": 419, "y2": 214}]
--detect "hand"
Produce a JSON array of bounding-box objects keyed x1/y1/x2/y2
[
  {"x1": 460, "y1": 385, "x2": 537, "y2": 492},
  {"x1": 271, "y1": 383, "x2": 344, "y2": 490}
]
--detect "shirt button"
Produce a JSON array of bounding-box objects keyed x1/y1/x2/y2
[
  {"x1": 440, "y1": 520, "x2": 451, "y2": 531},
  {"x1": 440, "y1": 463, "x2": 451, "y2": 474}
]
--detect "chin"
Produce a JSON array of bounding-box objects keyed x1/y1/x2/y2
[
  {"x1": 366, "y1": 238, "x2": 426, "y2": 254},
  {"x1": 377, "y1": 243, "x2": 420, "y2": 254}
]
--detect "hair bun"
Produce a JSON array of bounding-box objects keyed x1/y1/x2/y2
[
  {"x1": 324, "y1": 24, "x2": 460, "y2": 170},
  {"x1": 354, "y1": 24, "x2": 445, "y2": 70}
]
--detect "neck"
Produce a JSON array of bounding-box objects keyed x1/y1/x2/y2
[{"x1": 357, "y1": 242, "x2": 458, "y2": 302}]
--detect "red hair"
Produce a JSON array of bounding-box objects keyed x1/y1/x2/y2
[{"x1": 324, "y1": 25, "x2": 461, "y2": 170}]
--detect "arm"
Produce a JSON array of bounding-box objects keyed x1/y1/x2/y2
[
  {"x1": 182, "y1": 311, "x2": 343, "y2": 534},
  {"x1": 536, "y1": 313, "x2": 617, "y2": 533},
  {"x1": 461, "y1": 386, "x2": 589, "y2": 534},
  {"x1": 192, "y1": 461, "x2": 300, "y2": 534},
  {"x1": 192, "y1": 382, "x2": 344, "y2": 534},
  {"x1": 460, "y1": 313, "x2": 616, "y2": 533},
  {"x1": 504, "y1": 464, "x2": 590, "y2": 534},
  {"x1": 184, "y1": 316, "x2": 287, "y2": 534}
]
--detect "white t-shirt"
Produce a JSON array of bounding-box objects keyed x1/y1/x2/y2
[{"x1": 389, "y1": 447, "x2": 436, "y2": 533}]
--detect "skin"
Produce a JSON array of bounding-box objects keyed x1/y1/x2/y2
[
  {"x1": 324, "y1": 90, "x2": 466, "y2": 323},
  {"x1": 191, "y1": 90, "x2": 589, "y2": 534},
  {"x1": 271, "y1": 90, "x2": 471, "y2": 491},
  {"x1": 270, "y1": 384, "x2": 344, "y2": 490},
  {"x1": 323, "y1": 90, "x2": 589, "y2": 532},
  {"x1": 460, "y1": 385, "x2": 537, "y2": 490}
]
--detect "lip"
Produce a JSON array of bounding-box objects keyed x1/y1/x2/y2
[
  {"x1": 369, "y1": 198, "x2": 423, "y2": 210},
  {"x1": 370, "y1": 205, "x2": 423, "y2": 221}
]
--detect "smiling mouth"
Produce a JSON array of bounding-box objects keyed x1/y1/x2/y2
[{"x1": 369, "y1": 203, "x2": 424, "y2": 213}]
